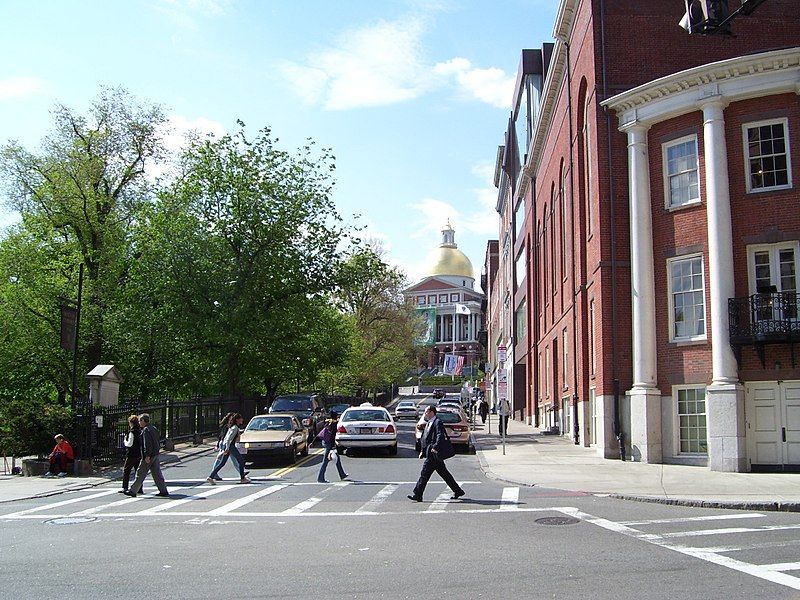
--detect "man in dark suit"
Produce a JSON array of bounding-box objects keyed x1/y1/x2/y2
[{"x1": 408, "y1": 405, "x2": 465, "y2": 502}]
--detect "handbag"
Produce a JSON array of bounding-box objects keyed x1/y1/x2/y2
[
  {"x1": 328, "y1": 449, "x2": 338, "y2": 461},
  {"x1": 438, "y1": 428, "x2": 456, "y2": 461}
]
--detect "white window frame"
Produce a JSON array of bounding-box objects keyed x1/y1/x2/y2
[
  {"x1": 662, "y1": 134, "x2": 701, "y2": 209},
  {"x1": 742, "y1": 117, "x2": 792, "y2": 193},
  {"x1": 562, "y1": 327, "x2": 568, "y2": 390},
  {"x1": 672, "y1": 385, "x2": 708, "y2": 456},
  {"x1": 746, "y1": 242, "x2": 800, "y2": 296},
  {"x1": 667, "y1": 253, "x2": 707, "y2": 342}
]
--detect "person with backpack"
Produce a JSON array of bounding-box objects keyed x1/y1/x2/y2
[{"x1": 315, "y1": 411, "x2": 348, "y2": 483}]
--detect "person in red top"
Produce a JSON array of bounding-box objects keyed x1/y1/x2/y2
[{"x1": 46, "y1": 434, "x2": 74, "y2": 477}]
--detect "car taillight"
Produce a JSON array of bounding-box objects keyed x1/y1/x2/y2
[
  {"x1": 337, "y1": 425, "x2": 346, "y2": 433},
  {"x1": 383, "y1": 424, "x2": 395, "y2": 434}
]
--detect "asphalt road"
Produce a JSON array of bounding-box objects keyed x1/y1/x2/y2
[{"x1": 3, "y1": 418, "x2": 800, "y2": 599}]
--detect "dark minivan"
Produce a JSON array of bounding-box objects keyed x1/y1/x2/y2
[{"x1": 268, "y1": 393, "x2": 327, "y2": 444}]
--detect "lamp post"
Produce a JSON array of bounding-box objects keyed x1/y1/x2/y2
[{"x1": 295, "y1": 356, "x2": 301, "y2": 393}]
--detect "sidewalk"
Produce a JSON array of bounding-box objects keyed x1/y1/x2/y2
[
  {"x1": 0, "y1": 442, "x2": 215, "y2": 504},
  {"x1": 472, "y1": 416, "x2": 800, "y2": 511}
]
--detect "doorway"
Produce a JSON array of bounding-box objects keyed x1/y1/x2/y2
[{"x1": 745, "y1": 380, "x2": 800, "y2": 472}]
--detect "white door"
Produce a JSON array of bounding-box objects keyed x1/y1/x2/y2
[
  {"x1": 588, "y1": 388, "x2": 597, "y2": 446},
  {"x1": 746, "y1": 380, "x2": 800, "y2": 470}
]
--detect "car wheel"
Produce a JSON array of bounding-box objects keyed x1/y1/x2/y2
[
  {"x1": 388, "y1": 443, "x2": 398, "y2": 456},
  {"x1": 288, "y1": 444, "x2": 297, "y2": 465},
  {"x1": 300, "y1": 441, "x2": 309, "y2": 456}
]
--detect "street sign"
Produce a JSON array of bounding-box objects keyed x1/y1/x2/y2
[
  {"x1": 497, "y1": 345, "x2": 507, "y2": 363},
  {"x1": 497, "y1": 369, "x2": 508, "y2": 400}
]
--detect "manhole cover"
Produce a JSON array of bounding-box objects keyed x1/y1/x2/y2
[
  {"x1": 535, "y1": 516, "x2": 580, "y2": 526},
  {"x1": 44, "y1": 516, "x2": 97, "y2": 525}
]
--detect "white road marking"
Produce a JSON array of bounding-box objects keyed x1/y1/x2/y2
[
  {"x1": 282, "y1": 482, "x2": 347, "y2": 515},
  {"x1": 70, "y1": 486, "x2": 193, "y2": 516},
  {"x1": 207, "y1": 484, "x2": 288, "y2": 516},
  {"x1": 763, "y1": 562, "x2": 800, "y2": 572},
  {"x1": 558, "y1": 507, "x2": 800, "y2": 591},
  {"x1": 500, "y1": 487, "x2": 520, "y2": 510},
  {"x1": 355, "y1": 484, "x2": 398, "y2": 514},
  {"x1": 620, "y1": 513, "x2": 766, "y2": 526},
  {"x1": 661, "y1": 523, "x2": 800, "y2": 538},
  {"x1": 0, "y1": 489, "x2": 119, "y2": 517},
  {"x1": 135, "y1": 485, "x2": 236, "y2": 514},
  {"x1": 426, "y1": 491, "x2": 452, "y2": 513}
]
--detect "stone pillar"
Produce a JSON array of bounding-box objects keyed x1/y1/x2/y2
[
  {"x1": 700, "y1": 98, "x2": 746, "y2": 472},
  {"x1": 621, "y1": 121, "x2": 662, "y2": 463}
]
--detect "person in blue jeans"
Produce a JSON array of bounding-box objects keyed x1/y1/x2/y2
[
  {"x1": 316, "y1": 412, "x2": 347, "y2": 483},
  {"x1": 207, "y1": 413, "x2": 250, "y2": 484}
]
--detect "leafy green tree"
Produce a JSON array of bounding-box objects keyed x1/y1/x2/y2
[
  {"x1": 0, "y1": 88, "x2": 166, "y2": 393},
  {"x1": 131, "y1": 123, "x2": 354, "y2": 397}
]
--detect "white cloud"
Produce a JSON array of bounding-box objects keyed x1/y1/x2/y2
[
  {"x1": 155, "y1": 0, "x2": 230, "y2": 31},
  {"x1": 433, "y1": 57, "x2": 514, "y2": 109},
  {"x1": 0, "y1": 77, "x2": 47, "y2": 101},
  {"x1": 280, "y1": 17, "x2": 433, "y2": 111}
]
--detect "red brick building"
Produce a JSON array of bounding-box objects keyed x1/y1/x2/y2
[{"x1": 491, "y1": 0, "x2": 800, "y2": 471}]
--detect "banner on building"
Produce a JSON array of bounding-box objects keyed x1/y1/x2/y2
[
  {"x1": 414, "y1": 307, "x2": 436, "y2": 346},
  {"x1": 443, "y1": 353, "x2": 465, "y2": 375}
]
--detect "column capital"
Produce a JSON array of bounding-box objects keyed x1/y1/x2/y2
[
  {"x1": 619, "y1": 119, "x2": 650, "y2": 135},
  {"x1": 698, "y1": 94, "x2": 729, "y2": 114}
]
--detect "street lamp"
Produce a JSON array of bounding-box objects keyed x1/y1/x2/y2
[{"x1": 295, "y1": 356, "x2": 301, "y2": 394}]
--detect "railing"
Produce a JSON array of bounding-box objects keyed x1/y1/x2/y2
[
  {"x1": 75, "y1": 395, "x2": 240, "y2": 464},
  {"x1": 728, "y1": 292, "x2": 800, "y2": 344}
]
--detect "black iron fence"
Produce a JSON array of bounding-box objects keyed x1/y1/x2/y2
[
  {"x1": 74, "y1": 395, "x2": 242, "y2": 464},
  {"x1": 728, "y1": 292, "x2": 800, "y2": 344}
]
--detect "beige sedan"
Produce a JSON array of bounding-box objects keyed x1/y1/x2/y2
[{"x1": 236, "y1": 413, "x2": 309, "y2": 465}]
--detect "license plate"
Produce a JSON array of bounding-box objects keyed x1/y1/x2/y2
[{"x1": 358, "y1": 427, "x2": 372, "y2": 434}]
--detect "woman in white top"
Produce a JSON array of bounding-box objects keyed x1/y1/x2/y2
[{"x1": 207, "y1": 413, "x2": 250, "y2": 484}]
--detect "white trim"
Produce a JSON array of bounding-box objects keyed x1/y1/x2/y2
[
  {"x1": 746, "y1": 241, "x2": 800, "y2": 296},
  {"x1": 662, "y1": 134, "x2": 701, "y2": 209},
  {"x1": 672, "y1": 384, "x2": 708, "y2": 457},
  {"x1": 667, "y1": 253, "x2": 707, "y2": 343},
  {"x1": 742, "y1": 117, "x2": 793, "y2": 193}
]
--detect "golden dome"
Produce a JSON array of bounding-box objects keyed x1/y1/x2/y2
[
  {"x1": 427, "y1": 221, "x2": 474, "y2": 279},
  {"x1": 429, "y1": 247, "x2": 474, "y2": 278}
]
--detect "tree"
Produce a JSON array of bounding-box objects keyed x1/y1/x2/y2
[
  {"x1": 135, "y1": 123, "x2": 355, "y2": 396},
  {"x1": 326, "y1": 245, "x2": 417, "y2": 397},
  {"x1": 0, "y1": 87, "x2": 166, "y2": 392}
]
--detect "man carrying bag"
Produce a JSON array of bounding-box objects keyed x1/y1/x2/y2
[{"x1": 408, "y1": 405, "x2": 465, "y2": 502}]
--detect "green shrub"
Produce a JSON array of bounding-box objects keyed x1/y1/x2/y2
[{"x1": 0, "y1": 397, "x2": 73, "y2": 458}]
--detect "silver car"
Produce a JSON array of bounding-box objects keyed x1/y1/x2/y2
[
  {"x1": 414, "y1": 407, "x2": 471, "y2": 452},
  {"x1": 394, "y1": 400, "x2": 419, "y2": 420}
]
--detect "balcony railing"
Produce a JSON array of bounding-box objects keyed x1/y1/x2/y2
[{"x1": 728, "y1": 293, "x2": 800, "y2": 367}]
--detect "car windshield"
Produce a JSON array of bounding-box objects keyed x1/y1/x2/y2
[
  {"x1": 271, "y1": 398, "x2": 312, "y2": 411},
  {"x1": 437, "y1": 412, "x2": 462, "y2": 424},
  {"x1": 247, "y1": 417, "x2": 293, "y2": 431},
  {"x1": 342, "y1": 409, "x2": 389, "y2": 422}
]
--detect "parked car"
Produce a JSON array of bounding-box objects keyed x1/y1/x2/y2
[
  {"x1": 415, "y1": 407, "x2": 471, "y2": 452},
  {"x1": 237, "y1": 413, "x2": 309, "y2": 465},
  {"x1": 437, "y1": 399, "x2": 462, "y2": 411},
  {"x1": 268, "y1": 393, "x2": 326, "y2": 443},
  {"x1": 326, "y1": 402, "x2": 352, "y2": 416},
  {"x1": 336, "y1": 402, "x2": 397, "y2": 455},
  {"x1": 432, "y1": 389, "x2": 445, "y2": 399},
  {"x1": 394, "y1": 400, "x2": 419, "y2": 420}
]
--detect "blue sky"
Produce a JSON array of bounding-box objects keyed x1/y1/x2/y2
[{"x1": 0, "y1": 0, "x2": 557, "y2": 288}]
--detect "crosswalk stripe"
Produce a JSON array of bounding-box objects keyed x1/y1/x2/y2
[
  {"x1": 426, "y1": 491, "x2": 451, "y2": 513},
  {"x1": 763, "y1": 562, "x2": 800, "y2": 572},
  {"x1": 70, "y1": 486, "x2": 194, "y2": 516},
  {"x1": 207, "y1": 484, "x2": 288, "y2": 516},
  {"x1": 0, "y1": 489, "x2": 119, "y2": 517},
  {"x1": 661, "y1": 523, "x2": 800, "y2": 538},
  {"x1": 282, "y1": 482, "x2": 347, "y2": 515},
  {"x1": 355, "y1": 484, "x2": 399, "y2": 514},
  {"x1": 135, "y1": 485, "x2": 236, "y2": 514},
  {"x1": 500, "y1": 487, "x2": 519, "y2": 510},
  {"x1": 621, "y1": 513, "x2": 766, "y2": 526}
]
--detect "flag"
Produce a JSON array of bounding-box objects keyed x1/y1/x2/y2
[
  {"x1": 454, "y1": 355, "x2": 465, "y2": 375},
  {"x1": 455, "y1": 303, "x2": 470, "y2": 315},
  {"x1": 443, "y1": 354, "x2": 465, "y2": 376}
]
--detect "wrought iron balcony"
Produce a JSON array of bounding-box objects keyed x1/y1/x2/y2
[{"x1": 728, "y1": 292, "x2": 800, "y2": 366}]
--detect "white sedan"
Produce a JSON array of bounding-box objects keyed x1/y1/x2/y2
[
  {"x1": 336, "y1": 403, "x2": 398, "y2": 455},
  {"x1": 394, "y1": 400, "x2": 419, "y2": 420}
]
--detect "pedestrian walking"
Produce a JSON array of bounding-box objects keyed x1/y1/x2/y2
[
  {"x1": 125, "y1": 413, "x2": 169, "y2": 498},
  {"x1": 119, "y1": 415, "x2": 142, "y2": 494},
  {"x1": 408, "y1": 405, "x2": 464, "y2": 502},
  {"x1": 315, "y1": 411, "x2": 348, "y2": 483},
  {"x1": 206, "y1": 412, "x2": 238, "y2": 483},
  {"x1": 498, "y1": 398, "x2": 511, "y2": 435},
  {"x1": 207, "y1": 413, "x2": 250, "y2": 484},
  {"x1": 478, "y1": 397, "x2": 489, "y2": 424},
  {"x1": 45, "y1": 434, "x2": 74, "y2": 477}
]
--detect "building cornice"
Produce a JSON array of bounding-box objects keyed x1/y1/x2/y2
[
  {"x1": 602, "y1": 47, "x2": 800, "y2": 128},
  {"x1": 519, "y1": 0, "x2": 577, "y2": 198}
]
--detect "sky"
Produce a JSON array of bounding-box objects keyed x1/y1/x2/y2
[{"x1": 0, "y1": 0, "x2": 558, "y2": 289}]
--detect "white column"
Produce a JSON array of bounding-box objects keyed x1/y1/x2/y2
[
  {"x1": 701, "y1": 97, "x2": 746, "y2": 472},
  {"x1": 621, "y1": 121, "x2": 661, "y2": 463},
  {"x1": 701, "y1": 98, "x2": 739, "y2": 385}
]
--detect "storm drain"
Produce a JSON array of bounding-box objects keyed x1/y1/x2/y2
[
  {"x1": 535, "y1": 516, "x2": 580, "y2": 526},
  {"x1": 44, "y1": 516, "x2": 97, "y2": 525}
]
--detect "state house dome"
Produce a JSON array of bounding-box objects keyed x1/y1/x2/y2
[{"x1": 428, "y1": 221, "x2": 474, "y2": 279}]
